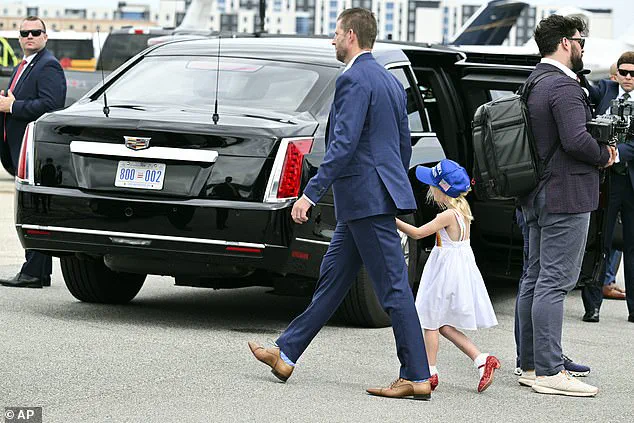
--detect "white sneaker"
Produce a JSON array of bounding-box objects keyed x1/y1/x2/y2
[
  {"x1": 532, "y1": 370, "x2": 598, "y2": 397},
  {"x1": 518, "y1": 369, "x2": 536, "y2": 387},
  {"x1": 514, "y1": 367, "x2": 522, "y2": 376}
]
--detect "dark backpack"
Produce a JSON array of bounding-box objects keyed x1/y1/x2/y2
[{"x1": 472, "y1": 71, "x2": 559, "y2": 199}]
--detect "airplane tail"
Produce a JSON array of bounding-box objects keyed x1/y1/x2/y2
[
  {"x1": 450, "y1": 0, "x2": 528, "y2": 46},
  {"x1": 175, "y1": 0, "x2": 213, "y2": 33}
]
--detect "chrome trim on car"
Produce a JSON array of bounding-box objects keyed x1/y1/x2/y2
[
  {"x1": 70, "y1": 141, "x2": 218, "y2": 163},
  {"x1": 385, "y1": 61, "x2": 412, "y2": 70},
  {"x1": 18, "y1": 224, "x2": 265, "y2": 248},
  {"x1": 14, "y1": 184, "x2": 294, "y2": 210},
  {"x1": 295, "y1": 237, "x2": 330, "y2": 246}
]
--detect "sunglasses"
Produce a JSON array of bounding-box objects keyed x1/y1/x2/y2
[
  {"x1": 618, "y1": 69, "x2": 634, "y2": 78},
  {"x1": 19, "y1": 29, "x2": 45, "y2": 37},
  {"x1": 566, "y1": 37, "x2": 585, "y2": 49}
]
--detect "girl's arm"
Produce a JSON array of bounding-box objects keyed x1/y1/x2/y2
[{"x1": 396, "y1": 210, "x2": 454, "y2": 240}]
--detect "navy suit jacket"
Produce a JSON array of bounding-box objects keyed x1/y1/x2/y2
[
  {"x1": 588, "y1": 79, "x2": 634, "y2": 186},
  {"x1": 1, "y1": 48, "x2": 66, "y2": 175},
  {"x1": 302, "y1": 53, "x2": 416, "y2": 222},
  {"x1": 523, "y1": 63, "x2": 610, "y2": 213}
]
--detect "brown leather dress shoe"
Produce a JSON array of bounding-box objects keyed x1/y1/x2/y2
[
  {"x1": 603, "y1": 284, "x2": 626, "y2": 300},
  {"x1": 248, "y1": 341, "x2": 294, "y2": 382},
  {"x1": 366, "y1": 378, "x2": 431, "y2": 400}
]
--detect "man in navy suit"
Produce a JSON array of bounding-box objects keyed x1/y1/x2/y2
[
  {"x1": 0, "y1": 16, "x2": 66, "y2": 288},
  {"x1": 517, "y1": 15, "x2": 614, "y2": 397},
  {"x1": 582, "y1": 51, "x2": 634, "y2": 322},
  {"x1": 248, "y1": 8, "x2": 431, "y2": 400}
]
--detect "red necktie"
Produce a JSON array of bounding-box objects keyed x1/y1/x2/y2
[{"x1": 4, "y1": 60, "x2": 27, "y2": 143}]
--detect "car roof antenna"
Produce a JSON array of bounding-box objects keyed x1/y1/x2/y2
[
  {"x1": 96, "y1": 29, "x2": 109, "y2": 118},
  {"x1": 212, "y1": 34, "x2": 220, "y2": 125}
]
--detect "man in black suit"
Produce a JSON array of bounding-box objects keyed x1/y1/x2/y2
[
  {"x1": 0, "y1": 16, "x2": 66, "y2": 288},
  {"x1": 582, "y1": 51, "x2": 634, "y2": 322},
  {"x1": 517, "y1": 15, "x2": 615, "y2": 397}
]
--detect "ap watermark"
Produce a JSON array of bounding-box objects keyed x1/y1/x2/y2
[{"x1": 4, "y1": 407, "x2": 42, "y2": 423}]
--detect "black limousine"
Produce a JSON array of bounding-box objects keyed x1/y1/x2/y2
[{"x1": 13, "y1": 37, "x2": 608, "y2": 327}]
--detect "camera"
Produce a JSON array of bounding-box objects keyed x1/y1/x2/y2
[{"x1": 587, "y1": 98, "x2": 634, "y2": 146}]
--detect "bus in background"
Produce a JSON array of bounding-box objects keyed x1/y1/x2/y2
[
  {"x1": 0, "y1": 30, "x2": 99, "y2": 71},
  {"x1": 0, "y1": 36, "x2": 19, "y2": 75}
]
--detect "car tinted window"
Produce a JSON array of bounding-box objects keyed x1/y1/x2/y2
[
  {"x1": 103, "y1": 56, "x2": 326, "y2": 112},
  {"x1": 388, "y1": 67, "x2": 426, "y2": 133},
  {"x1": 98, "y1": 33, "x2": 154, "y2": 72}
]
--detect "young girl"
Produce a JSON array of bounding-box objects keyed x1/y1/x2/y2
[{"x1": 396, "y1": 159, "x2": 500, "y2": 393}]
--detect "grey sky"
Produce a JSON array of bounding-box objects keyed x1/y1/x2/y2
[{"x1": 26, "y1": 0, "x2": 634, "y2": 37}]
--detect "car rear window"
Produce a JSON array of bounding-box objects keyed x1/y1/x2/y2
[{"x1": 102, "y1": 56, "x2": 329, "y2": 112}]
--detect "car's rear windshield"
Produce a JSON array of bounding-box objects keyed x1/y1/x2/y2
[{"x1": 102, "y1": 56, "x2": 335, "y2": 112}]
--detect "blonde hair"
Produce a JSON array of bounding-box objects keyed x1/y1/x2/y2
[{"x1": 426, "y1": 186, "x2": 474, "y2": 221}]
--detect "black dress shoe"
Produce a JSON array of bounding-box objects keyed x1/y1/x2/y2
[
  {"x1": 582, "y1": 308, "x2": 600, "y2": 322},
  {"x1": 42, "y1": 276, "x2": 51, "y2": 287},
  {"x1": 0, "y1": 273, "x2": 43, "y2": 288},
  {"x1": 628, "y1": 314, "x2": 634, "y2": 323}
]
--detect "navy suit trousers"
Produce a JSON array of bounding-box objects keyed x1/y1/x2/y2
[{"x1": 276, "y1": 214, "x2": 430, "y2": 381}]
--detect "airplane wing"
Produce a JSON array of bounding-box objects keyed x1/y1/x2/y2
[{"x1": 451, "y1": 0, "x2": 528, "y2": 46}]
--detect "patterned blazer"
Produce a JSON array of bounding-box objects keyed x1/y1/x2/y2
[{"x1": 523, "y1": 63, "x2": 611, "y2": 213}]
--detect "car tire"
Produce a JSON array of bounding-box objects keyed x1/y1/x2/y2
[
  {"x1": 337, "y1": 216, "x2": 428, "y2": 328},
  {"x1": 60, "y1": 256, "x2": 146, "y2": 304}
]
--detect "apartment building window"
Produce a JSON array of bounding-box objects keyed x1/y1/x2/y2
[
  {"x1": 330, "y1": 1, "x2": 338, "y2": 8},
  {"x1": 386, "y1": 2, "x2": 394, "y2": 10}
]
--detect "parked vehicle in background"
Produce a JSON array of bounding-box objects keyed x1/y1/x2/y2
[
  {"x1": 0, "y1": 26, "x2": 175, "y2": 109},
  {"x1": 0, "y1": 36, "x2": 19, "y2": 76},
  {"x1": 0, "y1": 30, "x2": 98, "y2": 71}
]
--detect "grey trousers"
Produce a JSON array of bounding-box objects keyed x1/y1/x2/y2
[{"x1": 520, "y1": 190, "x2": 590, "y2": 376}]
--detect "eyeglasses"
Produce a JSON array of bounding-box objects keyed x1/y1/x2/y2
[
  {"x1": 566, "y1": 37, "x2": 585, "y2": 49},
  {"x1": 617, "y1": 69, "x2": 634, "y2": 78},
  {"x1": 19, "y1": 29, "x2": 45, "y2": 37}
]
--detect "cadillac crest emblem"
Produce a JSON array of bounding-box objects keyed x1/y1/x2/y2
[{"x1": 124, "y1": 136, "x2": 151, "y2": 150}]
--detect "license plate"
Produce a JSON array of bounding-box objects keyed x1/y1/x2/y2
[{"x1": 115, "y1": 161, "x2": 166, "y2": 190}]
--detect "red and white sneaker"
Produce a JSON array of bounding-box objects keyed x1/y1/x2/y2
[
  {"x1": 477, "y1": 355, "x2": 501, "y2": 393},
  {"x1": 429, "y1": 374, "x2": 438, "y2": 391}
]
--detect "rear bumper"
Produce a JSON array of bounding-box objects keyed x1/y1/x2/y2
[{"x1": 14, "y1": 184, "x2": 332, "y2": 278}]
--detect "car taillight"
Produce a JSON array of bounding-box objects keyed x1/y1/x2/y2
[
  {"x1": 17, "y1": 122, "x2": 35, "y2": 185},
  {"x1": 264, "y1": 137, "x2": 313, "y2": 202}
]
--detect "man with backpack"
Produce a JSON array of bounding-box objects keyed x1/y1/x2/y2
[{"x1": 515, "y1": 15, "x2": 615, "y2": 397}]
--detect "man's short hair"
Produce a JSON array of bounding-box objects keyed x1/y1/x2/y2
[
  {"x1": 610, "y1": 62, "x2": 618, "y2": 77},
  {"x1": 534, "y1": 15, "x2": 587, "y2": 57},
  {"x1": 22, "y1": 16, "x2": 46, "y2": 33},
  {"x1": 338, "y1": 8, "x2": 377, "y2": 50},
  {"x1": 617, "y1": 51, "x2": 634, "y2": 68}
]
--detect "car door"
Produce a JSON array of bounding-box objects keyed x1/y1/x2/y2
[{"x1": 450, "y1": 54, "x2": 608, "y2": 285}]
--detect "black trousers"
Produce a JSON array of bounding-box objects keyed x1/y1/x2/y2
[
  {"x1": 20, "y1": 251, "x2": 52, "y2": 279},
  {"x1": 582, "y1": 172, "x2": 634, "y2": 315}
]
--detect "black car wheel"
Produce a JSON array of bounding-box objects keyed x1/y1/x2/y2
[
  {"x1": 337, "y1": 216, "x2": 428, "y2": 328},
  {"x1": 60, "y1": 256, "x2": 146, "y2": 304}
]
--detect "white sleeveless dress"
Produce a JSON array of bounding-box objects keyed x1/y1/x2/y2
[{"x1": 415, "y1": 210, "x2": 498, "y2": 331}]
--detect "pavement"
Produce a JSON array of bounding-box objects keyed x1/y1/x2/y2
[{"x1": 0, "y1": 168, "x2": 633, "y2": 422}]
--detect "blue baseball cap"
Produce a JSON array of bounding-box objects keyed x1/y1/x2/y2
[{"x1": 415, "y1": 159, "x2": 470, "y2": 198}]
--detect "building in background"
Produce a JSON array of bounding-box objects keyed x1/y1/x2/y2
[
  {"x1": 0, "y1": 2, "x2": 158, "y2": 32},
  {"x1": 0, "y1": 1, "x2": 616, "y2": 46}
]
